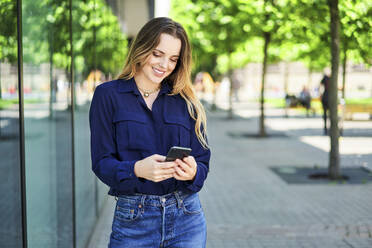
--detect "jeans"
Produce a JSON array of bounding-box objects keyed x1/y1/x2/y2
[{"x1": 109, "y1": 191, "x2": 206, "y2": 248}]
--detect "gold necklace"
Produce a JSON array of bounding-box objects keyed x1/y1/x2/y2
[{"x1": 137, "y1": 85, "x2": 161, "y2": 97}]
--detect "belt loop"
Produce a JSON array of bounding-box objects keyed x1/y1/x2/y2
[
  {"x1": 140, "y1": 195, "x2": 146, "y2": 212},
  {"x1": 115, "y1": 196, "x2": 118, "y2": 201},
  {"x1": 174, "y1": 191, "x2": 183, "y2": 209}
]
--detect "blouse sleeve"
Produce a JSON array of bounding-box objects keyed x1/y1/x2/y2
[
  {"x1": 89, "y1": 85, "x2": 138, "y2": 190},
  {"x1": 183, "y1": 120, "x2": 211, "y2": 192}
]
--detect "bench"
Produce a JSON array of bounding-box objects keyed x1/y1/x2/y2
[
  {"x1": 340, "y1": 103, "x2": 372, "y2": 120},
  {"x1": 284, "y1": 95, "x2": 317, "y2": 117}
]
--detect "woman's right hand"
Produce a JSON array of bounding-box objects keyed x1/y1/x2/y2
[{"x1": 134, "y1": 154, "x2": 176, "y2": 182}]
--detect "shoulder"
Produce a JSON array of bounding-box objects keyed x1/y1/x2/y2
[
  {"x1": 91, "y1": 80, "x2": 123, "y2": 109},
  {"x1": 93, "y1": 79, "x2": 128, "y2": 101},
  {"x1": 95, "y1": 79, "x2": 122, "y2": 93}
]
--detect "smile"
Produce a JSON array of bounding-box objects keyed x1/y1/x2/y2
[{"x1": 152, "y1": 67, "x2": 165, "y2": 77}]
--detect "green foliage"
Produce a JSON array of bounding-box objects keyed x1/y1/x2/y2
[
  {"x1": 171, "y1": 0, "x2": 251, "y2": 77},
  {"x1": 0, "y1": 0, "x2": 17, "y2": 63},
  {"x1": 340, "y1": 1, "x2": 372, "y2": 65},
  {"x1": 171, "y1": 0, "x2": 370, "y2": 75},
  {"x1": 285, "y1": 0, "x2": 331, "y2": 71},
  {"x1": 172, "y1": 0, "x2": 302, "y2": 75},
  {"x1": 20, "y1": 0, "x2": 127, "y2": 78},
  {"x1": 73, "y1": 0, "x2": 128, "y2": 78}
]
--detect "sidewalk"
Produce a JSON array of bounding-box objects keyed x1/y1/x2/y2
[{"x1": 88, "y1": 102, "x2": 372, "y2": 248}]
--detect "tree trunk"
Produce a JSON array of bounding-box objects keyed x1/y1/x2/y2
[
  {"x1": 342, "y1": 44, "x2": 347, "y2": 99},
  {"x1": 259, "y1": 32, "x2": 270, "y2": 137},
  {"x1": 328, "y1": 0, "x2": 341, "y2": 179},
  {"x1": 49, "y1": 42, "x2": 54, "y2": 119},
  {"x1": 228, "y1": 51, "x2": 233, "y2": 119},
  {"x1": 283, "y1": 61, "x2": 289, "y2": 96}
]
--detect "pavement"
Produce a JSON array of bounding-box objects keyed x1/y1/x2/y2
[{"x1": 87, "y1": 101, "x2": 372, "y2": 248}]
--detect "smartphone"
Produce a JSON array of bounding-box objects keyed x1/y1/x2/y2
[{"x1": 165, "y1": 146, "x2": 192, "y2": 162}]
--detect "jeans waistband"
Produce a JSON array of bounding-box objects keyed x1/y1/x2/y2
[{"x1": 117, "y1": 191, "x2": 195, "y2": 208}]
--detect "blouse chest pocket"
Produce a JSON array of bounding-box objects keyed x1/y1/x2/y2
[
  {"x1": 113, "y1": 110, "x2": 151, "y2": 151},
  {"x1": 163, "y1": 114, "x2": 191, "y2": 148}
]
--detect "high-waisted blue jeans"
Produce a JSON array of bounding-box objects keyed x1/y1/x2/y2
[{"x1": 108, "y1": 191, "x2": 207, "y2": 248}]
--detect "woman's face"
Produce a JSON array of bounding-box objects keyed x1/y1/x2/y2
[{"x1": 138, "y1": 33, "x2": 181, "y2": 86}]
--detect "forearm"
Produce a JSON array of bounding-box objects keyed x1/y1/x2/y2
[{"x1": 92, "y1": 156, "x2": 139, "y2": 190}]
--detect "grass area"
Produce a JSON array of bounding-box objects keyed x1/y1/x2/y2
[
  {"x1": 0, "y1": 98, "x2": 42, "y2": 109},
  {"x1": 264, "y1": 98, "x2": 286, "y2": 108},
  {"x1": 265, "y1": 97, "x2": 372, "y2": 109},
  {"x1": 0, "y1": 99, "x2": 18, "y2": 109},
  {"x1": 345, "y1": 98, "x2": 372, "y2": 105},
  {"x1": 265, "y1": 97, "x2": 372, "y2": 116}
]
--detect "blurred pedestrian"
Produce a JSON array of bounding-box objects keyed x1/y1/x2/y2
[
  {"x1": 320, "y1": 74, "x2": 330, "y2": 134},
  {"x1": 299, "y1": 85, "x2": 311, "y2": 116},
  {"x1": 89, "y1": 17, "x2": 210, "y2": 248},
  {"x1": 231, "y1": 70, "x2": 242, "y2": 102}
]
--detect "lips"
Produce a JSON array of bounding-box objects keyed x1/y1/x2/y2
[{"x1": 152, "y1": 67, "x2": 165, "y2": 77}]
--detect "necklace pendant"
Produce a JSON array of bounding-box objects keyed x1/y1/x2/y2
[{"x1": 144, "y1": 92, "x2": 150, "y2": 97}]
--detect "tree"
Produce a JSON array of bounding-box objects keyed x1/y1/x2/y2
[
  {"x1": 19, "y1": 0, "x2": 127, "y2": 117},
  {"x1": 73, "y1": 0, "x2": 128, "y2": 79},
  {"x1": 172, "y1": 0, "x2": 251, "y2": 118},
  {"x1": 339, "y1": 0, "x2": 371, "y2": 98},
  {"x1": 0, "y1": 0, "x2": 18, "y2": 99},
  {"x1": 240, "y1": 0, "x2": 287, "y2": 136},
  {"x1": 328, "y1": 0, "x2": 340, "y2": 179},
  {"x1": 287, "y1": 0, "x2": 331, "y2": 81}
]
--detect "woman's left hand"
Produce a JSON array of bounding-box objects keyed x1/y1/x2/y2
[{"x1": 173, "y1": 156, "x2": 197, "y2": 181}]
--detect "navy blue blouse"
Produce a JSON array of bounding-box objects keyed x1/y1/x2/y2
[{"x1": 89, "y1": 78, "x2": 211, "y2": 196}]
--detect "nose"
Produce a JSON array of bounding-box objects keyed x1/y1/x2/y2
[{"x1": 159, "y1": 57, "x2": 168, "y2": 69}]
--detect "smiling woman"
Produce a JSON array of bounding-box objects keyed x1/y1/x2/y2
[
  {"x1": 136, "y1": 34, "x2": 181, "y2": 86},
  {"x1": 132, "y1": 33, "x2": 181, "y2": 109},
  {"x1": 89, "y1": 17, "x2": 211, "y2": 248}
]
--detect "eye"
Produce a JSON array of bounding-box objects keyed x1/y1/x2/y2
[
  {"x1": 171, "y1": 58, "x2": 178, "y2": 63},
  {"x1": 152, "y1": 51, "x2": 161, "y2": 57}
]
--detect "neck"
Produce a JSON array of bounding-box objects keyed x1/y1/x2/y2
[{"x1": 134, "y1": 74, "x2": 160, "y2": 92}]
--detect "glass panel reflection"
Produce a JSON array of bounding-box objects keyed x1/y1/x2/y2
[
  {"x1": 22, "y1": 0, "x2": 73, "y2": 246},
  {"x1": 73, "y1": 0, "x2": 127, "y2": 246},
  {"x1": 0, "y1": 0, "x2": 23, "y2": 247}
]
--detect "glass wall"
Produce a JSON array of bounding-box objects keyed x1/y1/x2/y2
[
  {"x1": 0, "y1": 0, "x2": 23, "y2": 247},
  {"x1": 23, "y1": 0, "x2": 74, "y2": 246},
  {"x1": 0, "y1": 0, "x2": 129, "y2": 247},
  {"x1": 73, "y1": 0, "x2": 127, "y2": 247}
]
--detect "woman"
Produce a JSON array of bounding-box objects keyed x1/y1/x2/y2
[
  {"x1": 320, "y1": 74, "x2": 330, "y2": 134},
  {"x1": 89, "y1": 17, "x2": 211, "y2": 248}
]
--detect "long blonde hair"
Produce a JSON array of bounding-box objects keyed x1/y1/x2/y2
[{"x1": 117, "y1": 17, "x2": 208, "y2": 149}]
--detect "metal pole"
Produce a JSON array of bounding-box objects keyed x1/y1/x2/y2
[
  {"x1": 17, "y1": 0, "x2": 28, "y2": 246},
  {"x1": 69, "y1": 0, "x2": 76, "y2": 246}
]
